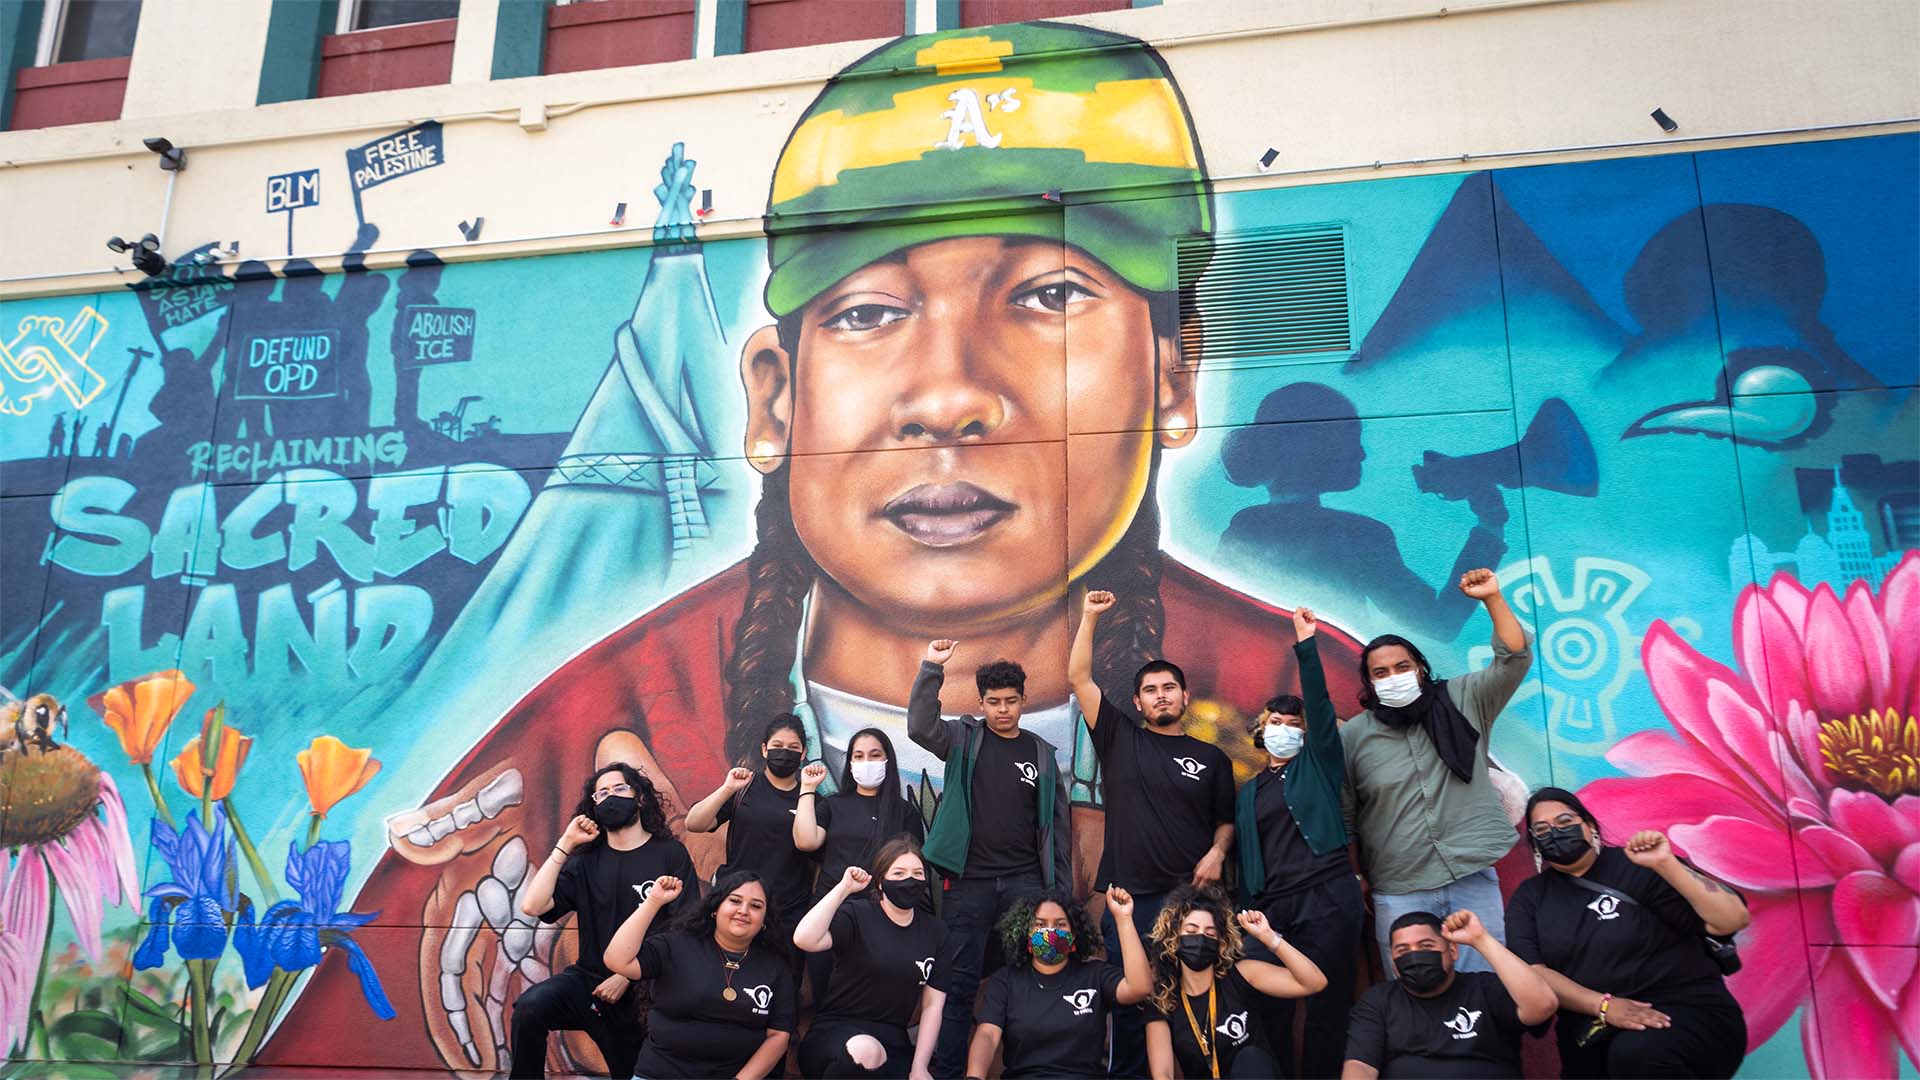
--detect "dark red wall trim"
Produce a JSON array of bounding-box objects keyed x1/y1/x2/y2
[
  {"x1": 319, "y1": 17, "x2": 457, "y2": 97},
  {"x1": 545, "y1": 0, "x2": 695, "y2": 73},
  {"x1": 10, "y1": 55, "x2": 130, "y2": 130}
]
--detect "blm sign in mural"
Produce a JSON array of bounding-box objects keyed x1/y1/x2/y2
[{"x1": 1, "y1": 22, "x2": 1914, "y2": 1079}]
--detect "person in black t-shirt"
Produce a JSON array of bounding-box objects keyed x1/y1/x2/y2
[
  {"x1": 606, "y1": 870, "x2": 797, "y2": 1080},
  {"x1": 907, "y1": 645, "x2": 1075, "y2": 1078},
  {"x1": 794, "y1": 729, "x2": 927, "y2": 1009},
  {"x1": 1506, "y1": 787, "x2": 1750, "y2": 1079},
  {"x1": 1071, "y1": 589, "x2": 1236, "y2": 1076},
  {"x1": 1343, "y1": 910, "x2": 1555, "y2": 1079},
  {"x1": 968, "y1": 887, "x2": 1152, "y2": 1080},
  {"x1": 793, "y1": 838, "x2": 955, "y2": 1078},
  {"x1": 1236, "y1": 607, "x2": 1367, "y2": 1079},
  {"x1": 1143, "y1": 884, "x2": 1327, "y2": 1080},
  {"x1": 795, "y1": 728, "x2": 927, "y2": 892},
  {"x1": 686, "y1": 713, "x2": 818, "y2": 931},
  {"x1": 512, "y1": 763, "x2": 697, "y2": 1079}
]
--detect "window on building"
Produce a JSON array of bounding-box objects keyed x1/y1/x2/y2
[
  {"x1": 340, "y1": 0, "x2": 461, "y2": 32},
  {"x1": 38, "y1": 0, "x2": 143, "y2": 64},
  {"x1": 545, "y1": 0, "x2": 695, "y2": 74}
]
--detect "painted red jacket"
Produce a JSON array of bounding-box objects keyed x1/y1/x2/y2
[{"x1": 263, "y1": 559, "x2": 1383, "y2": 1072}]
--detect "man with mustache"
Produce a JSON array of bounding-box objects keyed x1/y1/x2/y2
[
  {"x1": 1071, "y1": 588, "x2": 1236, "y2": 1076},
  {"x1": 261, "y1": 22, "x2": 1364, "y2": 1074}
]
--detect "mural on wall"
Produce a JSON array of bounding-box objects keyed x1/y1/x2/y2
[{"x1": 1, "y1": 19, "x2": 1914, "y2": 1080}]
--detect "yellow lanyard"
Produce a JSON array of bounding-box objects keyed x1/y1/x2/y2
[{"x1": 1180, "y1": 981, "x2": 1219, "y2": 1079}]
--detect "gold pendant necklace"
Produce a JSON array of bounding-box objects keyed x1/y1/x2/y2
[{"x1": 720, "y1": 944, "x2": 747, "y2": 1002}]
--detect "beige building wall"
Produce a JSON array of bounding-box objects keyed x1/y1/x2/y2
[{"x1": 1, "y1": 0, "x2": 1914, "y2": 296}]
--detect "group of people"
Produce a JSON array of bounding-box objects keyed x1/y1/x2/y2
[{"x1": 509, "y1": 569, "x2": 1751, "y2": 1079}]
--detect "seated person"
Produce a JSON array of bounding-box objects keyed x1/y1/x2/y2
[{"x1": 1342, "y1": 910, "x2": 1555, "y2": 1079}]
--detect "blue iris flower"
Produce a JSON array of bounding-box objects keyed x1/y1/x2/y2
[
  {"x1": 134, "y1": 807, "x2": 238, "y2": 968},
  {"x1": 232, "y1": 839, "x2": 393, "y2": 1020}
]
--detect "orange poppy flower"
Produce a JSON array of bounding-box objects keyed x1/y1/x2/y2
[
  {"x1": 89, "y1": 671, "x2": 196, "y2": 765},
  {"x1": 297, "y1": 735, "x2": 381, "y2": 816},
  {"x1": 170, "y1": 713, "x2": 253, "y2": 800}
]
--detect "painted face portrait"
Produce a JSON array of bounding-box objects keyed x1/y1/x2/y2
[{"x1": 267, "y1": 23, "x2": 1361, "y2": 1077}]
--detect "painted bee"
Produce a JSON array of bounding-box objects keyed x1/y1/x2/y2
[{"x1": 0, "y1": 687, "x2": 67, "y2": 762}]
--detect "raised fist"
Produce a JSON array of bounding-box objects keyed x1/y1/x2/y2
[
  {"x1": 645, "y1": 875, "x2": 683, "y2": 907},
  {"x1": 842, "y1": 865, "x2": 872, "y2": 891},
  {"x1": 1458, "y1": 568, "x2": 1501, "y2": 600},
  {"x1": 560, "y1": 815, "x2": 599, "y2": 852},
  {"x1": 800, "y1": 762, "x2": 829, "y2": 791},
  {"x1": 723, "y1": 767, "x2": 754, "y2": 791},
  {"x1": 925, "y1": 639, "x2": 959, "y2": 665},
  {"x1": 1441, "y1": 909, "x2": 1486, "y2": 945},
  {"x1": 1292, "y1": 607, "x2": 1318, "y2": 640},
  {"x1": 1106, "y1": 886, "x2": 1134, "y2": 918},
  {"x1": 1083, "y1": 590, "x2": 1116, "y2": 615}
]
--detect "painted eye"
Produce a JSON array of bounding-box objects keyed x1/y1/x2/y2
[
  {"x1": 1013, "y1": 281, "x2": 1094, "y2": 313},
  {"x1": 823, "y1": 303, "x2": 908, "y2": 331}
]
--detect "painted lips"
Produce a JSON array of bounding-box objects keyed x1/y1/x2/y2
[{"x1": 880, "y1": 482, "x2": 1016, "y2": 545}]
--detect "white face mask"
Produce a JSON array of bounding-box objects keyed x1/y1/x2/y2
[
  {"x1": 850, "y1": 759, "x2": 888, "y2": 789},
  {"x1": 1263, "y1": 723, "x2": 1304, "y2": 759},
  {"x1": 1373, "y1": 670, "x2": 1423, "y2": 708}
]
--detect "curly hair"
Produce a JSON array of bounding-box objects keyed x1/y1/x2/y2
[
  {"x1": 721, "y1": 300, "x2": 1183, "y2": 766},
  {"x1": 995, "y1": 888, "x2": 1103, "y2": 971},
  {"x1": 675, "y1": 869, "x2": 790, "y2": 962},
  {"x1": 569, "y1": 762, "x2": 670, "y2": 846},
  {"x1": 975, "y1": 659, "x2": 1027, "y2": 697},
  {"x1": 1146, "y1": 884, "x2": 1244, "y2": 1013}
]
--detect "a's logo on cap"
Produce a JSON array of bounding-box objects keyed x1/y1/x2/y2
[{"x1": 936, "y1": 87, "x2": 1021, "y2": 151}]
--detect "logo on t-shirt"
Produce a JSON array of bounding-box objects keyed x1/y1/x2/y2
[
  {"x1": 1443, "y1": 1007, "x2": 1482, "y2": 1040},
  {"x1": 1061, "y1": 988, "x2": 1099, "y2": 1016},
  {"x1": 1172, "y1": 756, "x2": 1207, "y2": 780},
  {"x1": 915, "y1": 957, "x2": 936, "y2": 983},
  {"x1": 633, "y1": 880, "x2": 656, "y2": 904},
  {"x1": 1586, "y1": 893, "x2": 1623, "y2": 921},
  {"x1": 1218, "y1": 1011, "x2": 1250, "y2": 1045},
  {"x1": 1015, "y1": 761, "x2": 1038, "y2": 788},
  {"x1": 743, "y1": 984, "x2": 774, "y2": 1014}
]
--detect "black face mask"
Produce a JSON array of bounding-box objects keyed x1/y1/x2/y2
[
  {"x1": 764, "y1": 748, "x2": 803, "y2": 778},
  {"x1": 879, "y1": 877, "x2": 928, "y2": 910},
  {"x1": 1395, "y1": 948, "x2": 1449, "y2": 994},
  {"x1": 1535, "y1": 823, "x2": 1591, "y2": 867},
  {"x1": 1176, "y1": 934, "x2": 1220, "y2": 972},
  {"x1": 592, "y1": 794, "x2": 639, "y2": 830}
]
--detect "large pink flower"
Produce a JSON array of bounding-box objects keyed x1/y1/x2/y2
[
  {"x1": 1582, "y1": 552, "x2": 1918, "y2": 1079},
  {"x1": 0, "y1": 756, "x2": 141, "y2": 1055}
]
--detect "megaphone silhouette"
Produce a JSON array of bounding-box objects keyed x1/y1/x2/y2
[{"x1": 1413, "y1": 398, "x2": 1598, "y2": 502}]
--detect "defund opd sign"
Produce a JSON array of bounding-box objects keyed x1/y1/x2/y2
[{"x1": 236, "y1": 330, "x2": 340, "y2": 400}]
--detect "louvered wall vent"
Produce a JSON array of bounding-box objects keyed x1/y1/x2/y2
[{"x1": 1177, "y1": 224, "x2": 1351, "y2": 367}]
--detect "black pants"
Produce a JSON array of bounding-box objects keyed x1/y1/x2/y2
[
  {"x1": 509, "y1": 965, "x2": 644, "y2": 1079},
  {"x1": 1228, "y1": 1045, "x2": 1284, "y2": 1078},
  {"x1": 1560, "y1": 996, "x2": 1747, "y2": 1079},
  {"x1": 1244, "y1": 874, "x2": 1365, "y2": 1079},
  {"x1": 799, "y1": 1020, "x2": 913, "y2": 1078},
  {"x1": 1100, "y1": 889, "x2": 1171, "y2": 1078},
  {"x1": 930, "y1": 870, "x2": 1045, "y2": 1078}
]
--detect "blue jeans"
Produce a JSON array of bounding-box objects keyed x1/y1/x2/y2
[{"x1": 1370, "y1": 865, "x2": 1505, "y2": 974}]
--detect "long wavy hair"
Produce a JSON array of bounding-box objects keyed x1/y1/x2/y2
[
  {"x1": 675, "y1": 869, "x2": 789, "y2": 962},
  {"x1": 722, "y1": 300, "x2": 1182, "y2": 765},
  {"x1": 1146, "y1": 884, "x2": 1244, "y2": 1013},
  {"x1": 995, "y1": 888, "x2": 1103, "y2": 972},
  {"x1": 568, "y1": 762, "x2": 670, "y2": 849}
]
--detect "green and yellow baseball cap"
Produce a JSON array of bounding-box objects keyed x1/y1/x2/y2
[{"x1": 764, "y1": 21, "x2": 1213, "y2": 317}]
